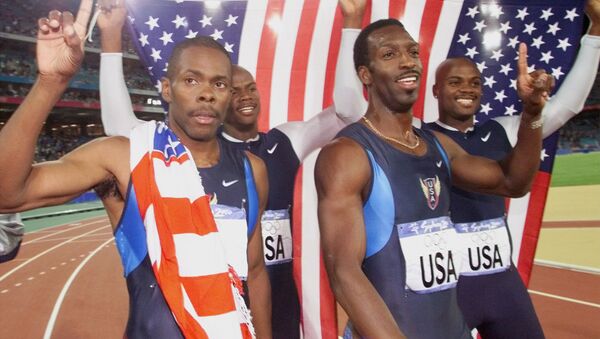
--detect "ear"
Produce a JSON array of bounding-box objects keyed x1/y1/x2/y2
[
  {"x1": 432, "y1": 83, "x2": 439, "y2": 99},
  {"x1": 160, "y1": 77, "x2": 172, "y2": 103},
  {"x1": 357, "y1": 65, "x2": 372, "y2": 86}
]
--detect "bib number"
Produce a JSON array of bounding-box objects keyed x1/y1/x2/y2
[
  {"x1": 261, "y1": 209, "x2": 292, "y2": 265},
  {"x1": 398, "y1": 217, "x2": 459, "y2": 293},
  {"x1": 455, "y1": 217, "x2": 511, "y2": 276}
]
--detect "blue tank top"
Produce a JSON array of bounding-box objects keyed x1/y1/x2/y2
[
  {"x1": 426, "y1": 120, "x2": 513, "y2": 276},
  {"x1": 113, "y1": 139, "x2": 258, "y2": 339},
  {"x1": 337, "y1": 122, "x2": 470, "y2": 339}
]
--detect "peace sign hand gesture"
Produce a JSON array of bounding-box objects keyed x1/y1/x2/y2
[{"x1": 36, "y1": 0, "x2": 93, "y2": 83}]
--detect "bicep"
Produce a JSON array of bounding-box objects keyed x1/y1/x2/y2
[{"x1": 315, "y1": 142, "x2": 370, "y2": 273}]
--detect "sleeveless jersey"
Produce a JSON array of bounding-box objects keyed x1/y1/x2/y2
[
  {"x1": 219, "y1": 128, "x2": 301, "y2": 339},
  {"x1": 113, "y1": 139, "x2": 258, "y2": 338},
  {"x1": 337, "y1": 123, "x2": 470, "y2": 339},
  {"x1": 426, "y1": 120, "x2": 513, "y2": 276}
]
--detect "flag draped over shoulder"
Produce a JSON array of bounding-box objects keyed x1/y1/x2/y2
[
  {"x1": 125, "y1": 1, "x2": 585, "y2": 338},
  {"x1": 129, "y1": 121, "x2": 253, "y2": 339}
]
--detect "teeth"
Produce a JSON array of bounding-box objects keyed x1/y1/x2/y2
[
  {"x1": 397, "y1": 76, "x2": 417, "y2": 83},
  {"x1": 457, "y1": 99, "x2": 473, "y2": 105},
  {"x1": 238, "y1": 106, "x2": 255, "y2": 113}
]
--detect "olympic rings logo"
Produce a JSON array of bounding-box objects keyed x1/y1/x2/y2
[
  {"x1": 422, "y1": 232, "x2": 447, "y2": 250},
  {"x1": 469, "y1": 230, "x2": 494, "y2": 245}
]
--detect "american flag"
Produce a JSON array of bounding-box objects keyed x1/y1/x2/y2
[{"x1": 124, "y1": 1, "x2": 586, "y2": 338}]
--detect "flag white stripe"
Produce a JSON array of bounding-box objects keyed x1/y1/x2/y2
[
  {"x1": 270, "y1": 0, "x2": 305, "y2": 128},
  {"x1": 507, "y1": 194, "x2": 532, "y2": 265},
  {"x1": 301, "y1": 151, "x2": 323, "y2": 339},
  {"x1": 402, "y1": 0, "x2": 428, "y2": 42},
  {"x1": 174, "y1": 233, "x2": 230, "y2": 276},
  {"x1": 371, "y1": 0, "x2": 390, "y2": 22},
  {"x1": 423, "y1": 0, "x2": 465, "y2": 123},
  {"x1": 238, "y1": 0, "x2": 268, "y2": 77},
  {"x1": 153, "y1": 159, "x2": 205, "y2": 200},
  {"x1": 303, "y1": 0, "x2": 337, "y2": 118}
]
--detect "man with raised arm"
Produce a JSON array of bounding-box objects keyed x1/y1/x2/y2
[
  {"x1": 0, "y1": 2, "x2": 270, "y2": 337},
  {"x1": 422, "y1": 2, "x2": 600, "y2": 338},
  {"x1": 315, "y1": 18, "x2": 552, "y2": 338},
  {"x1": 96, "y1": 0, "x2": 366, "y2": 337}
]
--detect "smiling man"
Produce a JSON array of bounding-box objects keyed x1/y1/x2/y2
[{"x1": 315, "y1": 18, "x2": 551, "y2": 338}]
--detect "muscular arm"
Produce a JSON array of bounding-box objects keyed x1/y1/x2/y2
[
  {"x1": 315, "y1": 138, "x2": 406, "y2": 338},
  {"x1": 245, "y1": 152, "x2": 272, "y2": 339},
  {"x1": 98, "y1": 1, "x2": 144, "y2": 137}
]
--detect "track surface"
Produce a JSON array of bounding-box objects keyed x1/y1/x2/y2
[{"x1": 1, "y1": 214, "x2": 598, "y2": 338}]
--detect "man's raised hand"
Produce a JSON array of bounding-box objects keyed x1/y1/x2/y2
[
  {"x1": 516, "y1": 43, "x2": 555, "y2": 113},
  {"x1": 36, "y1": 0, "x2": 93, "y2": 82}
]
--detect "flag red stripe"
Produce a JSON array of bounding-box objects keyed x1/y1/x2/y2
[
  {"x1": 517, "y1": 170, "x2": 552, "y2": 286},
  {"x1": 412, "y1": 0, "x2": 444, "y2": 120},
  {"x1": 389, "y1": 0, "x2": 407, "y2": 20},
  {"x1": 363, "y1": 0, "x2": 373, "y2": 27},
  {"x1": 319, "y1": 249, "x2": 337, "y2": 339},
  {"x1": 288, "y1": 0, "x2": 320, "y2": 122},
  {"x1": 255, "y1": 0, "x2": 285, "y2": 132},
  {"x1": 322, "y1": 6, "x2": 343, "y2": 108}
]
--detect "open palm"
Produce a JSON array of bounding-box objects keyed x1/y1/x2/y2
[{"x1": 36, "y1": 0, "x2": 92, "y2": 80}]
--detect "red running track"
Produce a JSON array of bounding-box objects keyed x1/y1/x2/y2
[{"x1": 1, "y1": 215, "x2": 598, "y2": 338}]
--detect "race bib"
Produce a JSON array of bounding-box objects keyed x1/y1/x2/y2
[
  {"x1": 398, "y1": 216, "x2": 460, "y2": 293},
  {"x1": 455, "y1": 217, "x2": 511, "y2": 276},
  {"x1": 261, "y1": 209, "x2": 292, "y2": 265},
  {"x1": 211, "y1": 204, "x2": 249, "y2": 279}
]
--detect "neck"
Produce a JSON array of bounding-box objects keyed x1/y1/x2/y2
[
  {"x1": 439, "y1": 112, "x2": 474, "y2": 133},
  {"x1": 168, "y1": 124, "x2": 221, "y2": 168},
  {"x1": 365, "y1": 102, "x2": 415, "y2": 137},
  {"x1": 222, "y1": 123, "x2": 259, "y2": 141}
]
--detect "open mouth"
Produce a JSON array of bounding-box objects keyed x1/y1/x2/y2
[
  {"x1": 237, "y1": 104, "x2": 256, "y2": 114},
  {"x1": 395, "y1": 73, "x2": 420, "y2": 89},
  {"x1": 456, "y1": 97, "x2": 477, "y2": 108}
]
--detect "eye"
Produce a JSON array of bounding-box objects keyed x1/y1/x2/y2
[
  {"x1": 185, "y1": 78, "x2": 198, "y2": 85},
  {"x1": 472, "y1": 80, "x2": 481, "y2": 88},
  {"x1": 382, "y1": 50, "x2": 395, "y2": 59},
  {"x1": 409, "y1": 48, "x2": 420, "y2": 57},
  {"x1": 215, "y1": 81, "x2": 228, "y2": 89}
]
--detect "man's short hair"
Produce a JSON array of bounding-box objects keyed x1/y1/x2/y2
[
  {"x1": 165, "y1": 36, "x2": 231, "y2": 79},
  {"x1": 353, "y1": 19, "x2": 406, "y2": 72}
]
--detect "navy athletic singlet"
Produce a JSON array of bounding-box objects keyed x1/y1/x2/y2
[
  {"x1": 219, "y1": 128, "x2": 301, "y2": 339},
  {"x1": 337, "y1": 123, "x2": 471, "y2": 339},
  {"x1": 427, "y1": 120, "x2": 544, "y2": 338},
  {"x1": 114, "y1": 139, "x2": 259, "y2": 339}
]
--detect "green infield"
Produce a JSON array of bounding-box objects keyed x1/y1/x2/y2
[{"x1": 551, "y1": 151, "x2": 600, "y2": 187}]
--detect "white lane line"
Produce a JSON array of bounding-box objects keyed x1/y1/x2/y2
[
  {"x1": 24, "y1": 218, "x2": 109, "y2": 245},
  {"x1": 529, "y1": 290, "x2": 600, "y2": 309},
  {"x1": 43, "y1": 238, "x2": 114, "y2": 339},
  {"x1": 0, "y1": 225, "x2": 110, "y2": 283},
  {"x1": 534, "y1": 259, "x2": 600, "y2": 275}
]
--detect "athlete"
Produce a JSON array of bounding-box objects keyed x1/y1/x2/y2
[
  {"x1": 0, "y1": 3, "x2": 269, "y2": 338},
  {"x1": 332, "y1": 2, "x2": 600, "y2": 337},
  {"x1": 96, "y1": 1, "x2": 364, "y2": 337},
  {"x1": 423, "y1": 2, "x2": 600, "y2": 337},
  {"x1": 315, "y1": 19, "x2": 551, "y2": 338}
]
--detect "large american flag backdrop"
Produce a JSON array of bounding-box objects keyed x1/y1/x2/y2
[{"x1": 124, "y1": 0, "x2": 585, "y2": 338}]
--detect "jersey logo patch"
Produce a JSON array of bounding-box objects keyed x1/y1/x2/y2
[
  {"x1": 222, "y1": 179, "x2": 239, "y2": 187},
  {"x1": 420, "y1": 175, "x2": 441, "y2": 210},
  {"x1": 436, "y1": 160, "x2": 443, "y2": 168},
  {"x1": 267, "y1": 143, "x2": 278, "y2": 154},
  {"x1": 481, "y1": 131, "x2": 492, "y2": 142}
]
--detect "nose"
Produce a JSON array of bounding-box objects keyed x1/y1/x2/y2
[
  {"x1": 398, "y1": 50, "x2": 417, "y2": 70},
  {"x1": 197, "y1": 83, "x2": 216, "y2": 103}
]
